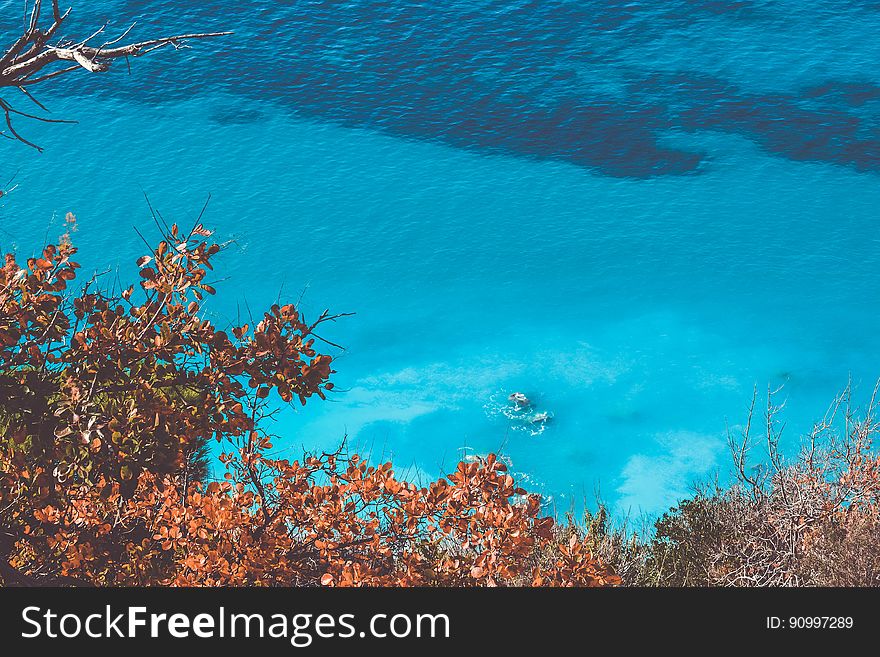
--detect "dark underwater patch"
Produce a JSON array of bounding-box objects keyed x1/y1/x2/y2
[
  {"x1": 802, "y1": 81, "x2": 880, "y2": 107},
  {"x1": 22, "y1": 1, "x2": 880, "y2": 178},
  {"x1": 648, "y1": 72, "x2": 880, "y2": 173}
]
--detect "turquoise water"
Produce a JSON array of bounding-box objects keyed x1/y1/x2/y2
[{"x1": 3, "y1": 1, "x2": 880, "y2": 514}]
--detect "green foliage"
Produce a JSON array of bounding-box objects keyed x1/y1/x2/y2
[{"x1": 639, "y1": 488, "x2": 730, "y2": 586}]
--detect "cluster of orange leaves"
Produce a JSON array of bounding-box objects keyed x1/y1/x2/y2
[
  {"x1": 0, "y1": 216, "x2": 619, "y2": 587},
  {"x1": 8, "y1": 452, "x2": 619, "y2": 586}
]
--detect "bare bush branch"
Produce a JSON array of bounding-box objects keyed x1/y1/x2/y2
[{"x1": 0, "y1": 0, "x2": 231, "y2": 150}]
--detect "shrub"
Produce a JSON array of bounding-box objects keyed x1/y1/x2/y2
[{"x1": 0, "y1": 221, "x2": 618, "y2": 587}]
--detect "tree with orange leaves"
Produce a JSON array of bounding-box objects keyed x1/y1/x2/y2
[{"x1": 0, "y1": 217, "x2": 619, "y2": 587}]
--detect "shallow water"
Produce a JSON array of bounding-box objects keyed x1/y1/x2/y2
[{"x1": 3, "y1": 1, "x2": 880, "y2": 514}]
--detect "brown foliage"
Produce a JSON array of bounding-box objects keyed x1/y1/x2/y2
[
  {"x1": 0, "y1": 219, "x2": 619, "y2": 587},
  {"x1": 600, "y1": 385, "x2": 880, "y2": 587}
]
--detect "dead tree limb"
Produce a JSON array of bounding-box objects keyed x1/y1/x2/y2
[{"x1": 0, "y1": 0, "x2": 231, "y2": 150}]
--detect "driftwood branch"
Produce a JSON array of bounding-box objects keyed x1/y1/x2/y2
[{"x1": 0, "y1": 0, "x2": 231, "y2": 150}]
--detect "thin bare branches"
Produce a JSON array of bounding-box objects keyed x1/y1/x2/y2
[
  {"x1": 658, "y1": 380, "x2": 880, "y2": 586},
  {"x1": 0, "y1": 1, "x2": 231, "y2": 150}
]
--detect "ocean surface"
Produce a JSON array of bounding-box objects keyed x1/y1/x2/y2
[{"x1": 3, "y1": 0, "x2": 880, "y2": 515}]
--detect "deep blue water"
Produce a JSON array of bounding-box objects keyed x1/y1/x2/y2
[{"x1": 3, "y1": 0, "x2": 880, "y2": 514}]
